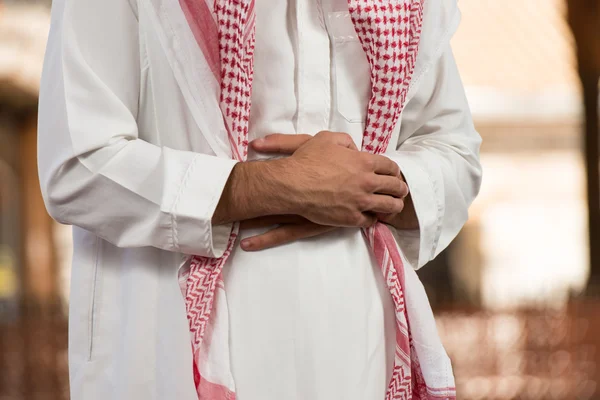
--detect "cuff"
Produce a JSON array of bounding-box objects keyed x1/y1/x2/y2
[
  {"x1": 171, "y1": 153, "x2": 238, "y2": 258},
  {"x1": 386, "y1": 152, "x2": 443, "y2": 269}
]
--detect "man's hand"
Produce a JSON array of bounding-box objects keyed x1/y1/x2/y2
[
  {"x1": 234, "y1": 132, "x2": 415, "y2": 251},
  {"x1": 375, "y1": 192, "x2": 419, "y2": 230},
  {"x1": 238, "y1": 201, "x2": 419, "y2": 252},
  {"x1": 238, "y1": 215, "x2": 336, "y2": 251},
  {"x1": 238, "y1": 195, "x2": 419, "y2": 253},
  {"x1": 213, "y1": 131, "x2": 411, "y2": 235},
  {"x1": 251, "y1": 132, "x2": 409, "y2": 228}
]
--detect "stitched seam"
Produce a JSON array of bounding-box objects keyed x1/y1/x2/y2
[
  {"x1": 408, "y1": 7, "x2": 461, "y2": 96},
  {"x1": 410, "y1": 154, "x2": 443, "y2": 260},
  {"x1": 328, "y1": 12, "x2": 358, "y2": 42},
  {"x1": 330, "y1": 11, "x2": 351, "y2": 19},
  {"x1": 332, "y1": 35, "x2": 359, "y2": 42},
  {"x1": 428, "y1": 161, "x2": 445, "y2": 257}
]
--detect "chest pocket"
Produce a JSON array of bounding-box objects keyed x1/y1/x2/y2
[{"x1": 326, "y1": 12, "x2": 371, "y2": 124}]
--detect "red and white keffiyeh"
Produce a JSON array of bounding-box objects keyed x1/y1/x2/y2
[{"x1": 177, "y1": 0, "x2": 457, "y2": 398}]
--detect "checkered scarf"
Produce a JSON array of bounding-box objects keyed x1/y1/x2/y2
[{"x1": 177, "y1": 0, "x2": 456, "y2": 398}]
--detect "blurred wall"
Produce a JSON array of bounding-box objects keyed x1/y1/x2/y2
[{"x1": 447, "y1": 0, "x2": 590, "y2": 309}]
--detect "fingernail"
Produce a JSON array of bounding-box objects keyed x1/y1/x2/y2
[{"x1": 241, "y1": 239, "x2": 255, "y2": 251}]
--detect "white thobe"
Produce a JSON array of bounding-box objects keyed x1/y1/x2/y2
[{"x1": 37, "y1": 0, "x2": 481, "y2": 399}]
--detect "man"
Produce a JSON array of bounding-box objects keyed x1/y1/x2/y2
[{"x1": 38, "y1": 0, "x2": 481, "y2": 399}]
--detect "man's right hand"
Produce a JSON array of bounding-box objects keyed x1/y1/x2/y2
[
  {"x1": 253, "y1": 132, "x2": 408, "y2": 227},
  {"x1": 212, "y1": 131, "x2": 408, "y2": 228}
]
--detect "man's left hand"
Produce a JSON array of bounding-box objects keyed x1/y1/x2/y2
[
  {"x1": 239, "y1": 215, "x2": 337, "y2": 251},
  {"x1": 374, "y1": 192, "x2": 419, "y2": 230},
  {"x1": 240, "y1": 134, "x2": 418, "y2": 251}
]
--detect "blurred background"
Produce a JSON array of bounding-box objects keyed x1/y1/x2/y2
[{"x1": 1, "y1": 0, "x2": 599, "y2": 399}]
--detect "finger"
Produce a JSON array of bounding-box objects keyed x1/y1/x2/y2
[
  {"x1": 241, "y1": 223, "x2": 336, "y2": 251},
  {"x1": 315, "y1": 131, "x2": 358, "y2": 150},
  {"x1": 241, "y1": 223, "x2": 337, "y2": 251},
  {"x1": 239, "y1": 215, "x2": 306, "y2": 230},
  {"x1": 355, "y1": 212, "x2": 378, "y2": 228},
  {"x1": 251, "y1": 134, "x2": 312, "y2": 154},
  {"x1": 362, "y1": 195, "x2": 405, "y2": 214},
  {"x1": 370, "y1": 154, "x2": 401, "y2": 177},
  {"x1": 375, "y1": 212, "x2": 398, "y2": 224},
  {"x1": 371, "y1": 176, "x2": 409, "y2": 198}
]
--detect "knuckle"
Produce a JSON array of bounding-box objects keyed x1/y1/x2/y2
[
  {"x1": 393, "y1": 198, "x2": 405, "y2": 213},
  {"x1": 379, "y1": 156, "x2": 397, "y2": 175},
  {"x1": 380, "y1": 198, "x2": 393, "y2": 213},
  {"x1": 354, "y1": 213, "x2": 367, "y2": 227},
  {"x1": 361, "y1": 154, "x2": 376, "y2": 171},
  {"x1": 388, "y1": 160, "x2": 400, "y2": 176},
  {"x1": 360, "y1": 175, "x2": 377, "y2": 192},
  {"x1": 331, "y1": 131, "x2": 354, "y2": 147},
  {"x1": 399, "y1": 181, "x2": 409, "y2": 197},
  {"x1": 389, "y1": 181, "x2": 403, "y2": 197},
  {"x1": 339, "y1": 132, "x2": 353, "y2": 141},
  {"x1": 298, "y1": 134, "x2": 313, "y2": 143},
  {"x1": 356, "y1": 194, "x2": 371, "y2": 210},
  {"x1": 382, "y1": 197, "x2": 398, "y2": 213},
  {"x1": 360, "y1": 216, "x2": 375, "y2": 228}
]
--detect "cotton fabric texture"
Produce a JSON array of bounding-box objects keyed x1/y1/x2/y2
[{"x1": 37, "y1": 0, "x2": 481, "y2": 399}]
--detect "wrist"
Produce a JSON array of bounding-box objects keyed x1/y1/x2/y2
[
  {"x1": 266, "y1": 157, "x2": 308, "y2": 216},
  {"x1": 215, "y1": 158, "x2": 303, "y2": 224},
  {"x1": 252, "y1": 157, "x2": 307, "y2": 216}
]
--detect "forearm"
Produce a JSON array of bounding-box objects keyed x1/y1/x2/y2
[
  {"x1": 216, "y1": 131, "x2": 408, "y2": 228},
  {"x1": 39, "y1": 0, "x2": 242, "y2": 258},
  {"x1": 212, "y1": 159, "x2": 300, "y2": 225}
]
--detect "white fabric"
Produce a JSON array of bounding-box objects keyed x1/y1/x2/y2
[{"x1": 37, "y1": 0, "x2": 481, "y2": 399}]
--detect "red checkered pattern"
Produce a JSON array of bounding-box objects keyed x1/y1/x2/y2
[
  {"x1": 348, "y1": 0, "x2": 423, "y2": 155},
  {"x1": 178, "y1": 0, "x2": 456, "y2": 399},
  {"x1": 178, "y1": 0, "x2": 256, "y2": 397}
]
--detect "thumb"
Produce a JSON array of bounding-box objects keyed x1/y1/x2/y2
[{"x1": 251, "y1": 134, "x2": 312, "y2": 154}]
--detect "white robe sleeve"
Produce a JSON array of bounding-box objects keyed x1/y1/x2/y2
[
  {"x1": 387, "y1": 45, "x2": 482, "y2": 269},
  {"x1": 37, "y1": 0, "x2": 237, "y2": 258}
]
